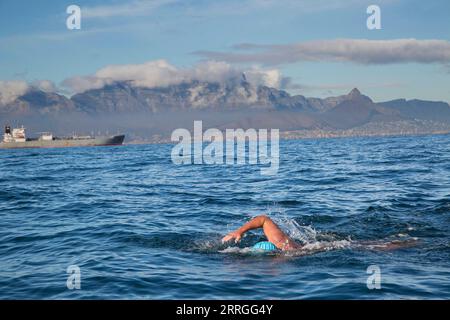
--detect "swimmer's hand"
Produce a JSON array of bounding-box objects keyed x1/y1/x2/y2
[{"x1": 221, "y1": 231, "x2": 242, "y2": 244}]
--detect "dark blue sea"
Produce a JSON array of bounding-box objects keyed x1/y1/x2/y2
[{"x1": 1, "y1": 134, "x2": 449, "y2": 299}]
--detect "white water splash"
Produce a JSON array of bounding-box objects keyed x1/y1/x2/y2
[
  {"x1": 219, "y1": 247, "x2": 261, "y2": 254},
  {"x1": 217, "y1": 205, "x2": 355, "y2": 256},
  {"x1": 266, "y1": 206, "x2": 320, "y2": 244},
  {"x1": 301, "y1": 239, "x2": 352, "y2": 252}
]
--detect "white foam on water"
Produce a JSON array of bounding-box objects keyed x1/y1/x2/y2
[
  {"x1": 219, "y1": 247, "x2": 250, "y2": 254},
  {"x1": 219, "y1": 247, "x2": 281, "y2": 255},
  {"x1": 301, "y1": 239, "x2": 352, "y2": 251}
]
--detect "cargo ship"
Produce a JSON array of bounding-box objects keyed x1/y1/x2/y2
[{"x1": 0, "y1": 125, "x2": 125, "y2": 149}]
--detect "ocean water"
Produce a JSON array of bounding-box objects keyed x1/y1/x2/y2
[{"x1": 0, "y1": 134, "x2": 449, "y2": 299}]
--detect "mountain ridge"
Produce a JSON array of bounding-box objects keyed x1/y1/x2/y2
[{"x1": 1, "y1": 79, "x2": 450, "y2": 138}]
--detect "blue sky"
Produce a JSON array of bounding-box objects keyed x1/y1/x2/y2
[{"x1": 0, "y1": 0, "x2": 449, "y2": 102}]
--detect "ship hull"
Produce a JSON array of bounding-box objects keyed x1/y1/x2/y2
[{"x1": 0, "y1": 135, "x2": 125, "y2": 149}]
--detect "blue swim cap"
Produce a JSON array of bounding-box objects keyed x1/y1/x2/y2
[{"x1": 252, "y1": 241, "x2": 277, "y2": 251}]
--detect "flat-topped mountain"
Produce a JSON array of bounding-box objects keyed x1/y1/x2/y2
[{"x1": 1, "y1": 78, "x2": 450, "y2": 138}]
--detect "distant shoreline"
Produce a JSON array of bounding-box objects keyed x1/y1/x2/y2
[{"x1": 126, "y1": 130, "x2": 450, "y2": 145}]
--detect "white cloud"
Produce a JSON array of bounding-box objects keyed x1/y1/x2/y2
[
  {"x1": 196, "y1": 39, "x2": 450, "y2": 65},
  {"x1": 82, "y1": 0, "x2": 395, "y2": 19},
  {"x1": 62, "y1": 76, "x2": 113, "y2": 94},
  {"x1": 0, "y1": 80, "x2": 58, "y2": 105},
  {"x1": 63, "y1": 60, "x2": 282, "y2": 93},
  {"x1": 32, "y1": 80, "x2": 57, "y2": 92},
  {"x1": 83, "y1": 0, "x2": 177, "y2": 18},
  {"x1": 245, "y1": 67, "x2": 281, "y2": 88},
  {"x1": 0, "y1": 81, "x2": 29, "y2": 105},
  {"x1": 184, "y1": 0, "x2": 397, "y2": 17}
]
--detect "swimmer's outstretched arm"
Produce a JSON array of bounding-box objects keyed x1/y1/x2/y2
[
  {"x1": 222, "y1": 215, "x2": 300, "y2": 250},
  {"x1": 222, "y1": 215, "x2": 267, "y2": 243}
]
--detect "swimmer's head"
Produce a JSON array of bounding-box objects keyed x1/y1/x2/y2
[{"x1": 252, "y1": 241, "x2": 277, "y2": 252}]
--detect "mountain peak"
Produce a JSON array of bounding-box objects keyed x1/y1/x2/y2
[{"x1": 348, "y1": 88, "x2": 361, "y2": 98}]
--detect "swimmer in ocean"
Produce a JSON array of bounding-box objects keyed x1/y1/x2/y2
[
  {"x1": 222, "y1": 214, "x2": 418, "y2": 252},
  {"x1": 222, "y1": 215, "x2": 301, "y2": 251}
]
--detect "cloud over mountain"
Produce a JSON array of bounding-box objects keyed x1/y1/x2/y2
[
  {"x1": 32, "y1": 80, "x2": 57, "y2": 93},
  {"x1": 62, "y1": 60, "x2": 282, "y2": 93},
  {"x1": 195, "y1": 39, "x2": 450, "y2": 65},
  {"x1": 0, "y1": 80, "x2": 30, "y2": 105},
  {"x1": 0, "y1": 79, "x2": 61, "y2": 106}
]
